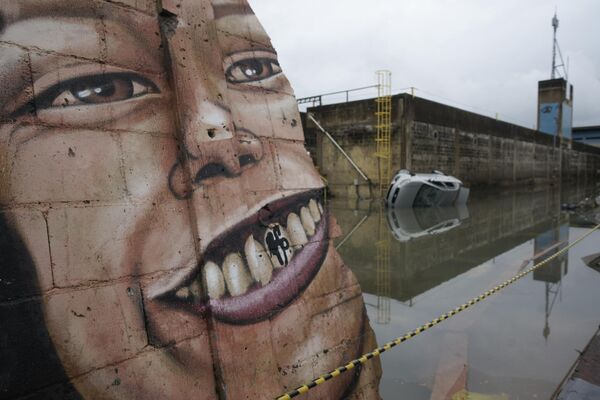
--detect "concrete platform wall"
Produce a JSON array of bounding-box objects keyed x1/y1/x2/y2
[{"x1": 304, "y1": 94, "x2": 600, "y2": 198}]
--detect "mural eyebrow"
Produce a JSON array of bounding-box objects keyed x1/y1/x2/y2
[{"x1": 212, "y1": 4, "x2": 254, "y2": 19}]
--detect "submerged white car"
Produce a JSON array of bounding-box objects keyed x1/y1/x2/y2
[{"x1": 385, "y1": 170, "x2": 469, "y2": 208}]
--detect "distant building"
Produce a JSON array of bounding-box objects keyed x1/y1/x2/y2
[
  {"x1": 573, "y1": 126, "x2": 600, "y2": 148},
  {"x1": 537, "y1": 78, "x2": 573, "y2": 142}
]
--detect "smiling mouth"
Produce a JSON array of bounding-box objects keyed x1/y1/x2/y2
[{"x1": 152, "y1": 190, "x2": 328, "y2": 324}]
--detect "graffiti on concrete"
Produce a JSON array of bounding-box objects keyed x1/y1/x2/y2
[
  {"x1": 265, "y1": 224, "x2": 292, "y2": 267},
  {"x1": 0, "y1": 0, "x2": 380, "y2": 398},
  {"x1": 539, "y1": 102, "x2": 560, "y2": 135}
]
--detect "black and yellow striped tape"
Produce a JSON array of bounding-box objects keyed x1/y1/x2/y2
[{"x1": 276, "y1": 223, "x2": 600, "y2": 400}]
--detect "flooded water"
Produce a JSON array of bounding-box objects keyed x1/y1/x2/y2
[{"x1": 331, "y1": 184, "x2": 600, "y2": 399}]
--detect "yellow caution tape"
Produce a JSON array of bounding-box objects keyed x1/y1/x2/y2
[
  {"x1": 275, "y1": 223, "x2": 600, "y2": 400},
  {"x1": 452, "y1": 389, "x2": 509, "y2": 400}
]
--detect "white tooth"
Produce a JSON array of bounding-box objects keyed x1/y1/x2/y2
[
  {"x1": 318, "y1": 201, "x2": 323, "y2": 214},
  {"x1": 222, "y1": 253, "x2": 252, "y2": 296},
  {"x1": 189, "y1": 279, "x2": 202, "y2": 298},
  {"x1": 300, "y1": 206, "x2": 316, "y2": 237},
  {"x1": 308, "y1": 199, "x2": 321, "y2": 223},
  {"x1": 287, "y1": 213, "x2": 308, "y2": 248},
  {"x1": 203, "y1": 261, "x2": 225, "y2": 299},
  {"x1": 175, "y1": 287, "x2": 190, "y2": 300},
  {"x1": 264, "y1": 224, "x2": 295, "y2": 269},
  {"x1": 244, "y1": 235, "x2": 273, "y2": 286}
]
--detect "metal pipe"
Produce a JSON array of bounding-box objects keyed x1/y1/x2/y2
[
  {"x1": 308, "y1": 114, "x2": 370, "y2": 182},
  {"x1": 335, "y1": 214, "x2": 369, "y2": 250}
]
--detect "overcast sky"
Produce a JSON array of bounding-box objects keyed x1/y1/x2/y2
[{"x1": 249, "y1": 0, "x2": 600, "y2": 129}]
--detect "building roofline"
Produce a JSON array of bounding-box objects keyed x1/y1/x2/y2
[{"x1": 573, "y1": 125, "x2": 600, "y2": 132}]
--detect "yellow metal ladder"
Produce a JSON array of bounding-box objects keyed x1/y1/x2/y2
[
  {"x1": 376, "y1": 211, "x2": 391, "y2": 323},
  {"x1": 375, "y1": 70, "x2": 392, "y2": 197},
  {"x1": 375, "y1": 70, "x2": 392, "y2": 324}
]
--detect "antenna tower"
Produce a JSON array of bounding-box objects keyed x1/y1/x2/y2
[{"x1": 551, "y1": 11, "x2": 567, "y2": 80}]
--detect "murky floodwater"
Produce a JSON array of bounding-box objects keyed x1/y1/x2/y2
[{"x1": 331, "y1": 184, "x2": 600, "y2": 400}]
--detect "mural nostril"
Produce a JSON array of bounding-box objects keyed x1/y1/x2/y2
[
  {"x1": 239, "y1": 153, "x2": 256, "y2": 167},
  {"x1": 194, "y1": 163, "x2": 230, "y2": 183},
  {"x1": 207, "y1": 128, "x2": 216, "y2": 138}
]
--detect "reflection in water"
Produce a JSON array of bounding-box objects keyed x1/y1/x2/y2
[
  {"x1": 533, "y1": 224, "x2": 570, "y2": 342},
  {"x1": 376, "y1": 205, "x2": 391, "y2": 324},
  {"x1": 378, "y1": 205, "x2": 470, "y2": 323},
  {"x1": 386, "y1": 205, "x2": 469, "y2": 242},
  {"x1": 330, "y1": 184, "x2": 600, "y2": 399},
  {"x1": 333, "y1": 188, "x2": 572, "y2": 305}
]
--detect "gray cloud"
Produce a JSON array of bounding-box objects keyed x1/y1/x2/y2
[{"x1": 250, "y1": 0, "x2": 600, "y2": 127}]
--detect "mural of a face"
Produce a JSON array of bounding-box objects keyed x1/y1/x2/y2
[{"x1": 0, "y1": 0, "x2": 380, "y2": 398}]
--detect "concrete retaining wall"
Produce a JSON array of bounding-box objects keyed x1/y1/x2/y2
[{"x1": 304, "y1": 94, "x2": 600, "y2": 198}]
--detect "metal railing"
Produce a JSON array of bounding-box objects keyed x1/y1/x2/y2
[{"x1": 297, "y1": 85, "x2": 378, "y2": 108}]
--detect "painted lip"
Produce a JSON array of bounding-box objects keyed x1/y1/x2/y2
[{"x1": 154, "y1": 189, "x2": 328, "y2": 324}]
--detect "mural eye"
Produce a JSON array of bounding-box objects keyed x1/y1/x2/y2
[
  {"x1": 37, "y1": 73, "x2": 159, "y2": 109},
  {"x1": 225, "y1": 58, "x2": 282, "y2": 84}
]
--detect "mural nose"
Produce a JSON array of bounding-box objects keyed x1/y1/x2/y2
[
  {"x1": 158, "y1": 5, "x2": 267, "y2": 200},
  {"x1": 181, "y1": 101, "x2": 265, "y2": 182},
  {"x1": 182, "y1": 100, "x2": 235, "y2": 158},
  {"x1": 157, "y1": 0, "x2": 268, "y2": 200},
  {"x1": 191, "y1": 131, "x2": 263, "y2": 184},
  {"x1": 168, "y1": 111, "x2": 264, "y2": 200}
]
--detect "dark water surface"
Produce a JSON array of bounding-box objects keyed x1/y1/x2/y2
[{"x1": 331, "y1": 184, "x2": 600, "y2": 400}]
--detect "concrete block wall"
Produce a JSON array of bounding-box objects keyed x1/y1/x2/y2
[
  {"x1": 305, "y1": 94, "x2": 600, "y2": 198},
  {"x1": 304, "y1": 97, "x2": 405, "y2": 198},
  {"x1": 0, "y1": 1, "x2": 380, "y2": 399}
]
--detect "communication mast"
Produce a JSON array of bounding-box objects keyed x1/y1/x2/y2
[{"x1": 550, "y1": 11, "x2": 567, "y2": 80}]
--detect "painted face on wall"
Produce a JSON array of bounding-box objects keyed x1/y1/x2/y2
[{"x1": 0, "y1": 0, "x2": 379, "y2": 398}]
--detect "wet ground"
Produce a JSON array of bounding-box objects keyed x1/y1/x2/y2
[{"x1": 331, "y1": 184, "x2": 600, "y2": 400}]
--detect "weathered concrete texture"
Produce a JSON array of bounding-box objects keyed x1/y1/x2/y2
[
  {"x1": 556, "y1": 329, "x2": 600, "y2": 400},
  {"x1": 569, "y1": 331, "x2": 600, "y2": 386},
  {"x1": 0, "y1": 1, "x2": 381, "y2": 399},
  {"x1": 558, "y1": 379, "x2": 600, "y2": 400},
  {"x1": 304, "y1": 94, "x2": 600, "y2": 198}
]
